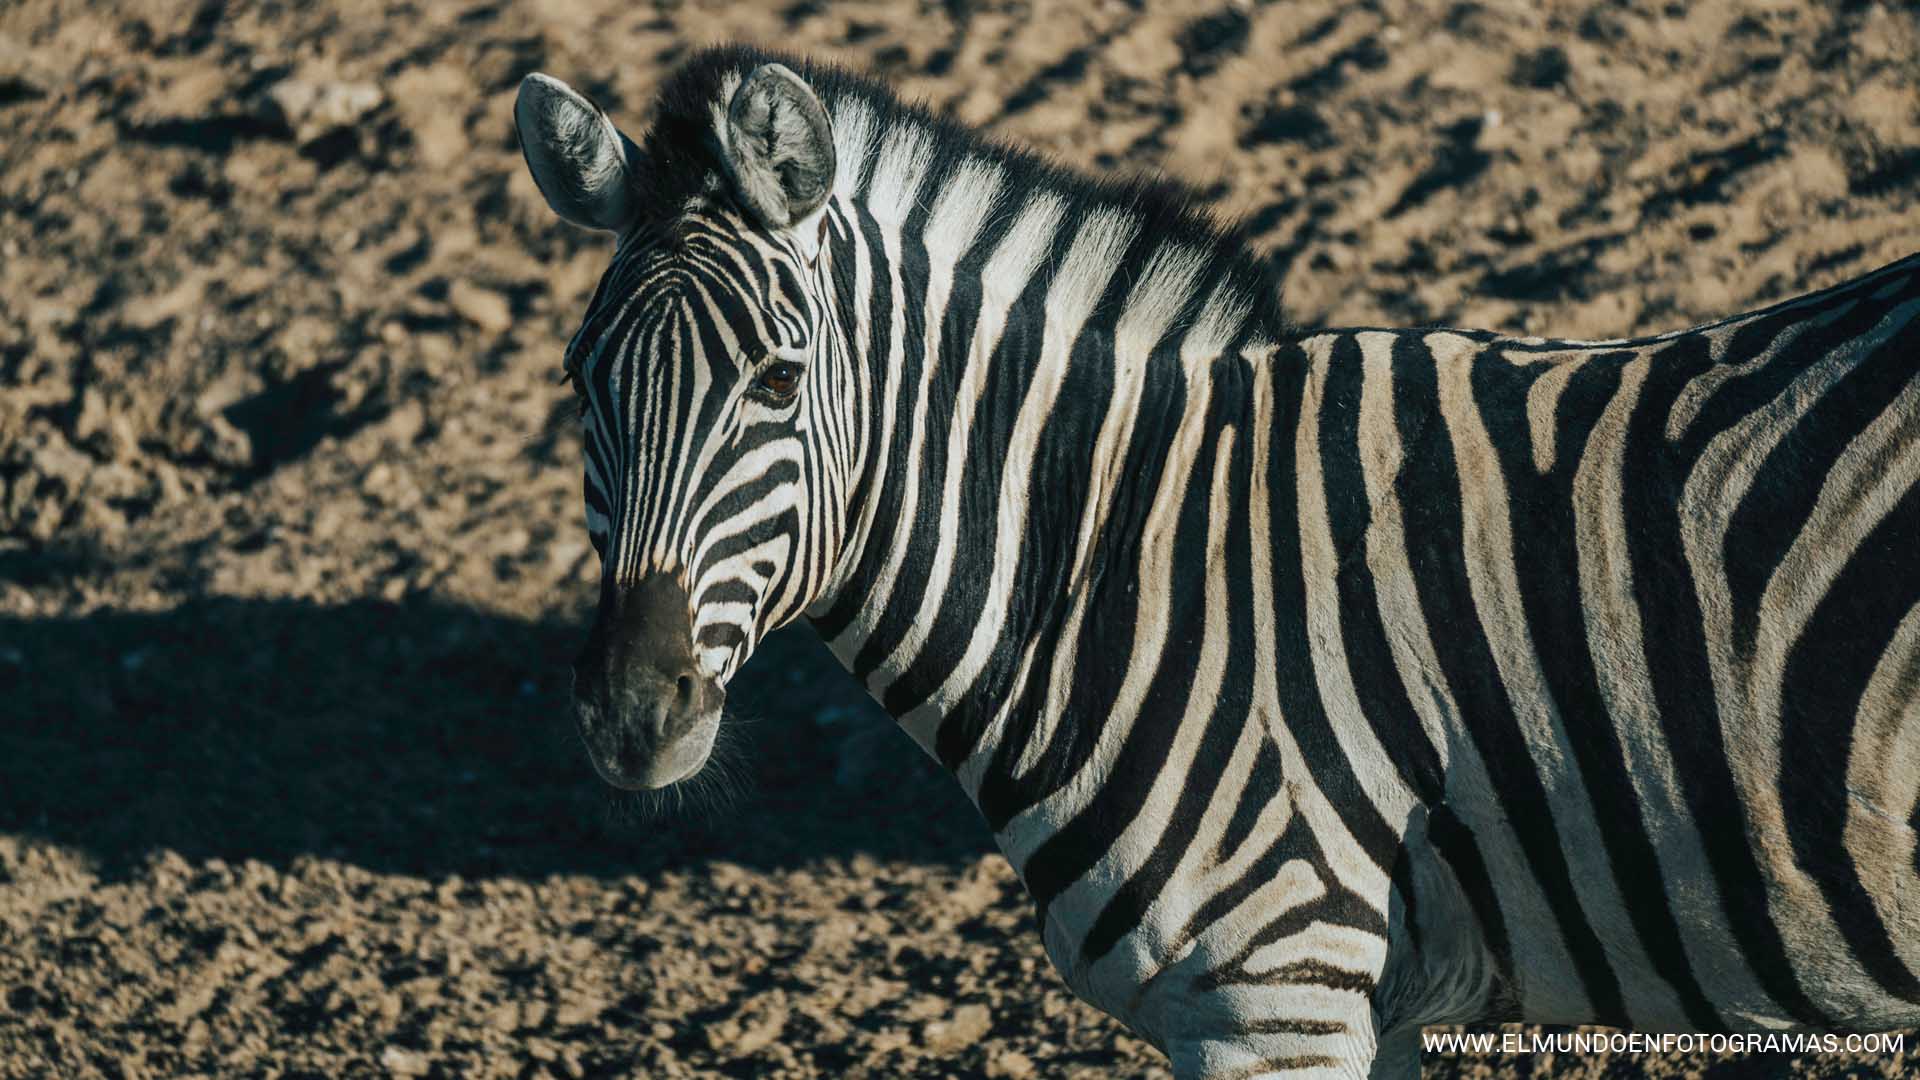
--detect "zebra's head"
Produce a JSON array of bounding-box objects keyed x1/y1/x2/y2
[{"x1": 516, "y1": 61, "x2": 851, "y2": 791}]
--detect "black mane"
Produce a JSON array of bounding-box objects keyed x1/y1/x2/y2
[{"x1": 633, "y1": 44, "x2": 1292, "y2": 340}]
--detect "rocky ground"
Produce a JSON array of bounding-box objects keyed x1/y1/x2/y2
[{"x1": 2, "y1": 0, "x2": 1918, "y2": 1077}]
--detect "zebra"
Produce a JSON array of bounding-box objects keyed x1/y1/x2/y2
[{"x1": 512, "y1": 46, "x2": 1920, "y2": 1079}]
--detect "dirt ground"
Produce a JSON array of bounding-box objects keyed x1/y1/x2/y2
[{"x1": 3, "y1": 0, "x2": 1918, "y2": 1077}]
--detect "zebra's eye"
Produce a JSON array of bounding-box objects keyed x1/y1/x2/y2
[{"x1": 754, "y1": 360, "x2": 804, "y2": 402}]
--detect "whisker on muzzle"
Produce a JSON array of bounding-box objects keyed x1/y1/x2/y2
[{"x1": 594, "y1": 705, "x2": 756, "y2": 826}]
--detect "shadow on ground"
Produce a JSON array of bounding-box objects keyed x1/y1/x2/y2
[{"x1": 0, "y1": 591, "x2": 989, "y2": 882}]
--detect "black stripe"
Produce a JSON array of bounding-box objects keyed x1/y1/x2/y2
[
  {"x1": 1193, "y1": 812, "x2": 1381, "y2": 992},
  {"x1": 924, "y1": 311, "x2": 1094, "y2": 766},
  {"x1": 1080, "y1": 363, "x2": 1260, "y2": 964},
  {"x1": 1426, "y1": 804, "x2": 1513, "y2": 1005},
  {"x1": 1622, "y1": 332, "x2": 1835, "y2": 1026},
  {"x1": 811, "y1": 201, "x2": 903, "y2": 638},
  {"x1": 1388, "y1": 331, "x2": 1630, "y2": 1023},
  {"x1": 843, "y1": 162, "x2": 945, "y2": 681},
  {"x1": 1476, "y1": 343, "x2": 1727, "y2": 1029},
  {"x1": 1313, "y1": 333, "x2": 1446, "y2": 804},
  {"x1": 1779, "y1": 427, "x2": 1920, "y2": 1004},
  {"x1": 1022, "y1": 368, "x2": 1222, "y2": 920},
  {"x1": 877, "y1": 189, "x2": 1039, "y2": 720},
  {"x1": 1720, "y1": 293, "x2": 1920, "y2": 656},
  {"x1": 1264, "y1": 341, "x2": 1407, "y2": 875},
  {"x1": 971, "y1": 282, "x2": 1193, "y2": 832},
  {"x1": 1218, "y1": 737, "x2": 1285, "y2": 866}
]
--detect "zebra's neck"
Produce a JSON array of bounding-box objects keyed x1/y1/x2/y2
[{"x1": 803, "y1": 95, "x2": 1277, "y2": 828}]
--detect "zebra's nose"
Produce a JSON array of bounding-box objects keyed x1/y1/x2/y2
[
  {"x1": 619, "y1": 665, "x2": 716, "y2": 743},
  {"x1": 615, "y1": 726, "x2": 642, "y2": 774},
  {"x1": 571, "y1": 573, "x2": 724, "y2": 789}
]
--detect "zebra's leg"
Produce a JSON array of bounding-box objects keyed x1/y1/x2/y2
[
  {"x1": 1366, "y1": 1019, "x2": 1422, "y2": 1080},
  {"x1": 1163, "y1": 1002, "x2": 1382, "y2": 1080}
]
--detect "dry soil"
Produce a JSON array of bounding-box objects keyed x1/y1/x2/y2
[{"x1": 3, "y1": 1, "x2": 1919, "y2": 1078}]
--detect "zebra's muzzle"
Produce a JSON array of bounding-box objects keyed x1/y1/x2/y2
[{"x1": 571, "y1": 574, "x2": 724, "y2": 790}]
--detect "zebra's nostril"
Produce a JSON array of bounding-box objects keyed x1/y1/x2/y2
[{"x1": 675, "y1": 674, "x2": 694, "y2": 707}]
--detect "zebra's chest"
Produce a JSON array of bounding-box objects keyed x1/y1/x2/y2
[{"x1": 998, "y1": 777, "x2": 1420, "y2": 1049}]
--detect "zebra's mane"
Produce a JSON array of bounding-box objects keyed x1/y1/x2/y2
[{"x1": 631, "y1": 44, "x2": 1292, "y2": 341}]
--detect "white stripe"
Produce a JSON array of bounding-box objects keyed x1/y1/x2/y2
[
  {"x1": 1244, "y1": 340, "x2": 1391, "y2": 914},
  {"x1": 1040, "y1": 427, "x2": 1237, "y2": 1007},
  {"x1": 1348, "y1": 330, "x2": 1585, "y2": 1020},
  {"x1": 1572, "y1": 350, "x2": 1782, "y2": 1022},
  {"x1": 1844, "y1": 601, "x2": 1920, "y2": 991},
  {"x1": 1000, "y1": 359, "x2": 1213, "y2": 872},
  {"x1": 868, "y1": 160, "x2": 1023, "y2": 711},
  {"x1": 1680, "y1": 296, "x2": 1920, "y2": 1022},
  {"x1": 821, "y1": 129, "x2": 944, "y2": 667},
  {"x1": 1431, "y1": 329, "x2": 1684, "y2": 1027},
  {"x1": 1295, "y1": 334, "x2": 1421, "y2": 846}
]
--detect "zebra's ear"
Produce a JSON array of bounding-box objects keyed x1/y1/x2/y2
[
  {"x1": 514, "y1": 73, "x2": 640, "y2": 233},
  {"x1": 721, "y1": 63, "x2": 836, "y2": 231}
]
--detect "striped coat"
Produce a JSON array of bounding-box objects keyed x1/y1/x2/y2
[{"x1": 515, "y1": 46, "x2": 1920, "y2": 1079}]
